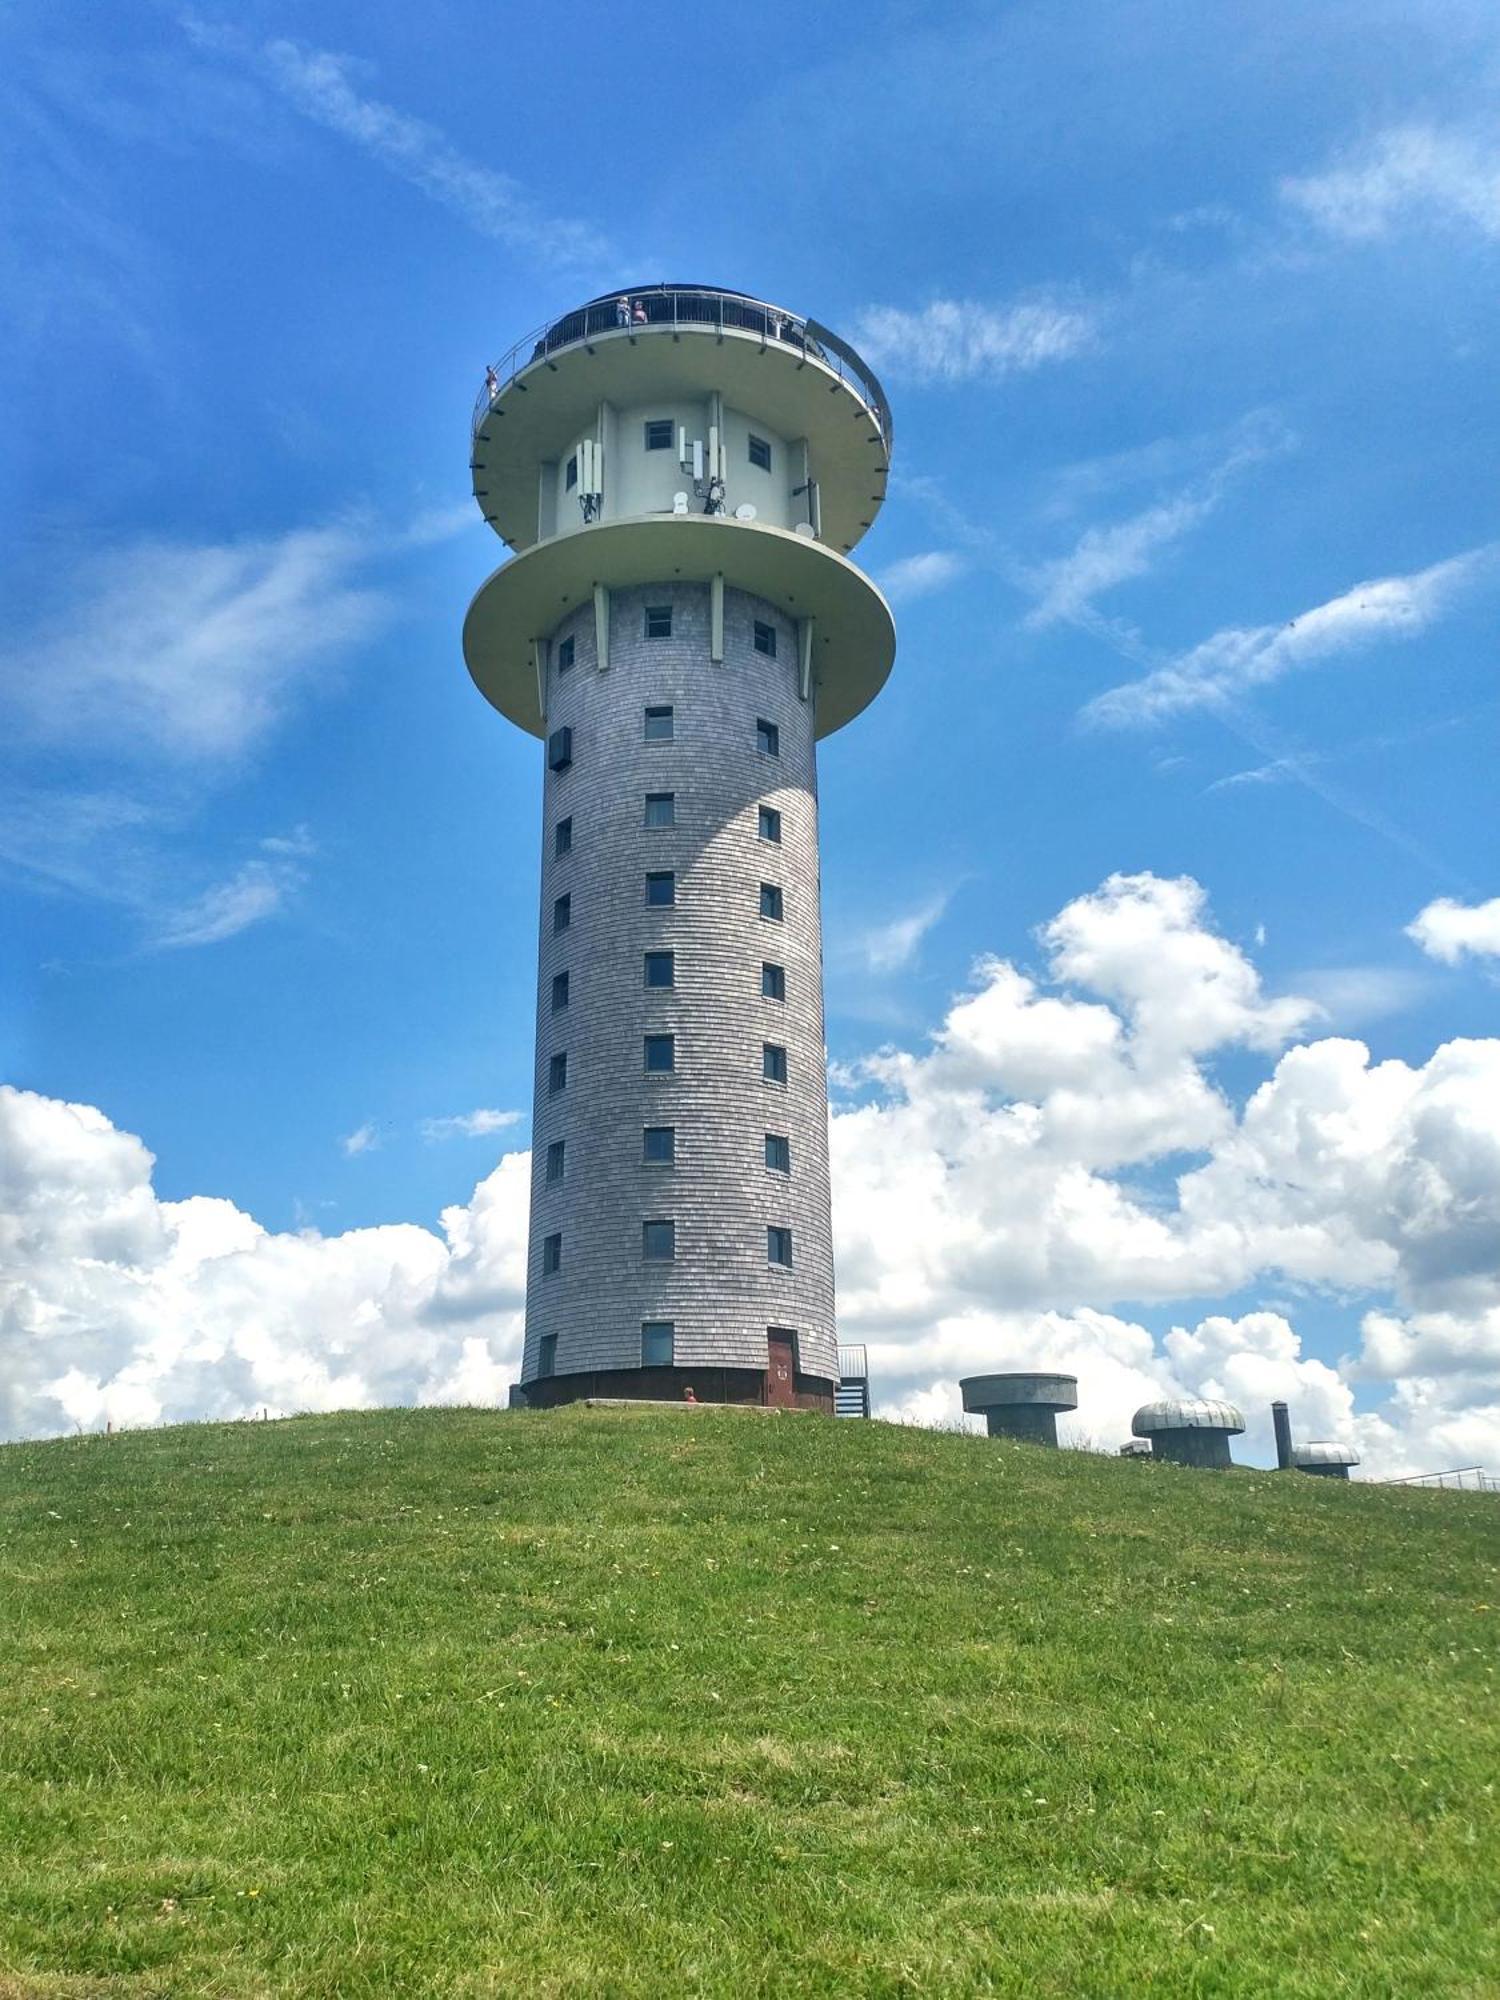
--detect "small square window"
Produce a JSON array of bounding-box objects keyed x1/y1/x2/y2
[
  {"x1": 642, "y1": 1319, "x2": 674, "y2": 1365},
  {"x1": 767, "y1": 1225, "x2": 793, "y2": 1268},
  {"x1": 753, "y1": 620, "x2": 777, "y2": 658},
  {"x1": 643, "y1": 1125, "x2": 676, "y2": 1164},
  {"x1": 748, "y1": 434, "x2": 772, "y2": 471},
  {"x1": 646, "y1": 871, "x2": 675, "y2": 907},
  {"x1": 643, "y1": 1219, "x2": 675, "y2": 1261},
  {"x1": 545, "y1": 1140, "x2": 565, "y2": 1183},
  {"x1": 644, "y1": 419, "x2": 673, "y2": 451},
  {"x1": 644, "y1": 792, "x2": 675, "y2": 828},
  {"x1": 565, "y1": 454, "x2": 578, "y2": 490},
  {"x1": 758, "y1": 805, "x2": 781, "y2": 843},
  {"x1": 759, "y1": 883, "x2": 783, "y2": 921},
  {"x1": 644, "y1": 1034, "x2": 675, "y2": 1074},
  {"x1": 645, "y1": 604, "x2": 673, "y2": 639},
  {"x1": 644, "y1": 950, "x2": 674, "y2": 989},
  {"x1": 552, "y1": 970, "x2": 570, "y2": 1012},
  {"x1": 554, "y1": 893, "x2": 571, "y2": 934},
  {"x1": 542, "y1": 1231, "x2": 562, "y2": 1275},
  {"x1": 549, "y1": 1051, "x2": 568, "y2": 1094},
  {"x1": 765, "y1": 1133, "x2": 791, "y2": 1173},
  {"x1": 644, "y1": 705, "x2": 674, "y2": 742},
  {"x1": 763, "y1": 1043, "x2": 787, "y2": 1085},
  {"x1": 548, "y1": 726, "x2": 573, "y2": 772},
  {"x1": 762, "y1": 961, "x2": 785, "y2": 1001},
  {"x1": 537, "y1": 1333, "x2": 557, "y2": 1378},
  {"x1": 756, "y1": 718, "x2": 779, "y2": 757},
  {"x1": 554, "y1": 816, "x2": 573, "y2": 857},
  {"x1": 556, "y1": 634, "x2": 575, "y2": 672}
]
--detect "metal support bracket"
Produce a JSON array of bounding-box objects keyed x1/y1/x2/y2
[
  {"x1": 798, "y1": 618, "x2": 814, "y2": 703},
  {"x1": 593, "y1": 584, "x2": 610, "y2": 671},
  {"x1": 710, "y1": 573, "x2": 725, "y2": 662}
]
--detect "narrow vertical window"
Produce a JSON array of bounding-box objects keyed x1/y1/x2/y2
[
  {"x1": 756, "y1": 718, "x2": 779, "y2": 757},
  {"x1": 548, "y1": 726, "x2": 573, "y2": 772},
  {"x1": 761, "y1": 962, "x2": 785, "y2": 1001},
  {"x1": 552, "y1": 971, "x2": 570, "y2": 1012},
  {"x1": 645, "y1": 604, "x2": 673, "y2": 639},
  {"x1": 549, "y1": 1052, "x2": 568, "y2": 1093},
  {"x1": 748, "y1": 434, "x2": 772, "y2": 471},
  {"x1": 753, "y1": 620, "x2": 777, "y2": 658},
  {"x1": 554, "y1": 893, "x2": 571, "y2": 933},
  {"x1": 556, "y1": 634, "x2": 575, "y2": 671},
  {"x1": 767, "y1": 1226, "x2": 793, "y2": 1268},
  {"x1": 644, "y1": 1034, "x2": 675, "y2": 1074},
  {"x1": 763, "y1": 1043, "x2": 787, "y2": 1084},
  {"x1": 537, "y1": 1334, "x2": 557, "y2": 1377},
  {"x1": 642, "y1": 1219, "x2": 676, "y2": 1261},
  {"x1": 644, "y1": 792, "x2": 675, "y2": 828},
  {"x1": 565, "y1": 455, "x2": 578, "y2": 490},
  {"x1": 545, "y1": 1140, "x2": 565, "y2": 1183},
  {"x1": 759, "y1": 883, "x2": 783, "y2": 921},
  {"x1": 765, "y1": 1133, "x2": 791, "y2": 1173},
  {"x1": 641, "y1": 1320, "x2": 675, "y2": 1364},
  {"x1": 643, "y1": 1126, "x2": 675, "y2": 1164},
  {"x1": 644, "y1": 705, "x2": 674, "y2": 742},
  {"x1": 758, "y1": 804, "x2": 781, "y2": 842},
  {"x1": 554, "y1": 816, "x2": 573, "y2": 857},
  {"x1": 542, "y1": 1232, "x2": 562, "y2": 1275},
  {"x1": 646, "y1": 871, "x2": 675, "y2": 907}
]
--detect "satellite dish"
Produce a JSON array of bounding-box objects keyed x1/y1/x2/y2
[
  {"x1": 793, "y1": 520, "x2": 816, "y2": 538},
  {"x1": 734, "y1": 502, "x2": 757, "y2": 521},
  {"x1": 672, "y1": 492, "x2": 689, "y2": 514}
]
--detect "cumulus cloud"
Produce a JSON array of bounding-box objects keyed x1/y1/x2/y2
[
  {"x1": 6, "y1": 873, "x2": 1499, "y2": 1477},
  {"x1": 851, "y1": 298, "x2": 1094, "y2": 384},
  {"x1": 1085, "y1": 543, "x2": 1500, "y2": 727},
  {"x1": 1283, "y1": 125, "x2": 1500, "y2": 241},
  {"x1": 420, "y1": 1109, "x2": 524, "y2": 1142},
  {"x1": 1407, "y1": 895, "x2": 1500, "y2": 965}
]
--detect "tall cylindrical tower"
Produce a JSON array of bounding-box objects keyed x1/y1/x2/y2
[{"x1": 464, "y1": 286, "x2": 895, "y2": 1412}]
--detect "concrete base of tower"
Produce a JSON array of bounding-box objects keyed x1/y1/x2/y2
[{"x1": 514, "y1": 1364, "x2": 835, "y2": 1414}]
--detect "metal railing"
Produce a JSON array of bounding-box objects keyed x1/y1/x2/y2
[
  {"x1": 473, "y1": 285, "x2": 892, "y2": 450},
  {"x1": 1386, "y1": 1465, "x2": 1500, "y2": 1492}
]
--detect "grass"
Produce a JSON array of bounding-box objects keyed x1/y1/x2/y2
[{"x1": 1, "y1": 1404, "x2": 1496, "y2": 1998}]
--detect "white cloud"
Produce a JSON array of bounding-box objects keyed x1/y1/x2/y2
[
  {"x1": 152, "y1": 851, "x2": 301, "y2": 950},
  {"x1": 1024, "y1": 491, "x2": 1218, "y2": 629},
  {"x1": 1283, "y1": 125, "x2": 1500, "y2": 242},
  {"x1": 851, "y1": 298, "x2": 1095, "y2": 384},
  {"x1": 341, "y1": 1122, "x2": 379, "y2": 1158},
  {"x1": 1407, "y1": 895, "x2": 1500, "y2": 965},
  {"x1": 184, "y1": 22, "x2": 608, "y2": 269},
  {"x1": 7, "y1": 874, "x2": 1500, "y2": 1476},
  {"x1": 420, "y1": 1109, "x2": 524, "y2": 1143},
  {"x1": 857, "y1": 891, "x2": 953, "y2": 974},
  {"x1": 1, "y1": 524, "x2": 386, "y2": 762},
  {"x1": 877, "y1": 551, "x2": 964, "y2": 602},
  {"x1": 1085, "y1": 543, "x2": 1500, "y2": 727}
]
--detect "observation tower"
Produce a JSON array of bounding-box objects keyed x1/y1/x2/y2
[{"x1": 464, "y1": 286, "x2": 895, "y2": 1411}]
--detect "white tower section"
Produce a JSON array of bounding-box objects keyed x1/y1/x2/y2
[{"x1": 464, "y1": 286, "x2": 895, "y2": 1410}]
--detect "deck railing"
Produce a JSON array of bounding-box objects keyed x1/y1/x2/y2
[{"x1": 473, "y1": 286, "x2": 892, "y2": 450}]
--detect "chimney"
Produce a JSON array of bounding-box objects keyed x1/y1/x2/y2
[{"x1": 1272, "y1": 1401, "x2": 1293, "y2": 1471}]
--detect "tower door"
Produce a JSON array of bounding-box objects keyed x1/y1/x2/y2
[{"x1": 767, "y1": 1329, "x2": 798, "y2": 1409}]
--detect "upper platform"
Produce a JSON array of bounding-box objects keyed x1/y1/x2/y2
[{"x1": 471, "y1": 284, "x2": 892, "y2": 559}]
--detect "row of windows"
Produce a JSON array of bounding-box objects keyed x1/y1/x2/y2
[
  {"x1": 549, "y1": 1040, "x2": 788, "y2": 1090},
  {"x1": 543, "y1": 1129, "x2": 792, "y2": 1181},
  {"x1": 553, "y1": 957, "x2": 785, "y2": 1010},
  {"x1": 553, "y1": 611, "x2": 777, "y2": 658},
  {"x1": 554, "y1": 798, "x2": 779, "y2": 846},
  {"x1": 551, "y1": 711, "x2": 780, "y2": 758},
  {"x1": 534, "y1": 1320, "x2": 798, "y2": 1380},
  {"x1": 541, "y1": 1223, "x2": 794, "y2": 1274},
  {"x1": 554, "y1": 878, "x2": 784, "y2": 930}
]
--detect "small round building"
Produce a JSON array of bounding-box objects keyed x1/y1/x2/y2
[
  {"x1": 960, "y1": 1372, "x2": 1078, "y2": 1447},
  {"x1": 1289, "y1": 1441, "x2": 1360, "y2": 1481},
  {"x1": 1131, "y1": 1397, "x2": 1245, "y2": 1469}
]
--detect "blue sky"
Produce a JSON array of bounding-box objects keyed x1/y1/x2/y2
[{"x1": 3, "y1": 0, "x2": 1498, "y2": 1462}]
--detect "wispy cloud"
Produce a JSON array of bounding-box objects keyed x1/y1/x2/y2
[
  {"x1": 151, "y1": 835, "x2": 313, "y2": 950},
  {"x1": 877, "y1": 551, "x2": 965, "y2": 603},
  {"x1": 858, "y1": 891, "x2": 954, "y2": 974},
  {"x1": 420, "y1": 1109, "x2": 524, "y2": 1143},
  {"x1": 1084, "y1": 543, "x2": 1500, "y2": 729},
  {"x1": 1, "y1": 524, "x2": 385, "y2": 763},
  {"x1": 184, "y1": 21, "x2": 608, "y2": 269},
  {"x1": 1283, "y1": 124, "x2": 1500, "y2": 242},
  {"x1": 341, "y1": 1122, "x2": 379, "y2": 1158},
  {"x1": 1407, "y1": 895, "x2": 1500, "y2": 965},
  {"x1": 1024, "y1": 419, "x2": 1291, "y2": 630},
  {"x1": 851, "y1": 297, "x2": 1095, "y2": 384}
]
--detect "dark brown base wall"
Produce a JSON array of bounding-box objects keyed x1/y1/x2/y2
[{"x1": 516, "y1": 1364, "x2": 835, "y2": 1415}]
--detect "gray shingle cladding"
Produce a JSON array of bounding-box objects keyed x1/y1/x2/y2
[{"x1": 522, "y1": 581, "x2": 836, "y2": 1387}]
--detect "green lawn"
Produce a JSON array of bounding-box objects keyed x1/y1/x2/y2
[{"x1": 1, "y1": 1405, "x2": 1496, "y2": 1997}]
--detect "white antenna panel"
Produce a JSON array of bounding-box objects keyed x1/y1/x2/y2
[{"x1": 692, "y1": 439, "x2": 704, "y2": 481}]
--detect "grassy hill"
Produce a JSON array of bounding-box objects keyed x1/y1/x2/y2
[{"x1": 1, "y1": 1405, "x2": 1496, "y2": 1998}]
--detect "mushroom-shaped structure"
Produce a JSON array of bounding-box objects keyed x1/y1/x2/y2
[
  {"x1": 961, "y1": 1372, "x2": 1078, "y2": 1447},
  {"x1": 1131, "y1": 1397, "x2": 1245, "y2": 1469},
  {"x1": 1289, "y1": 1440, "x2": 1360, "y2": 1480}
]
